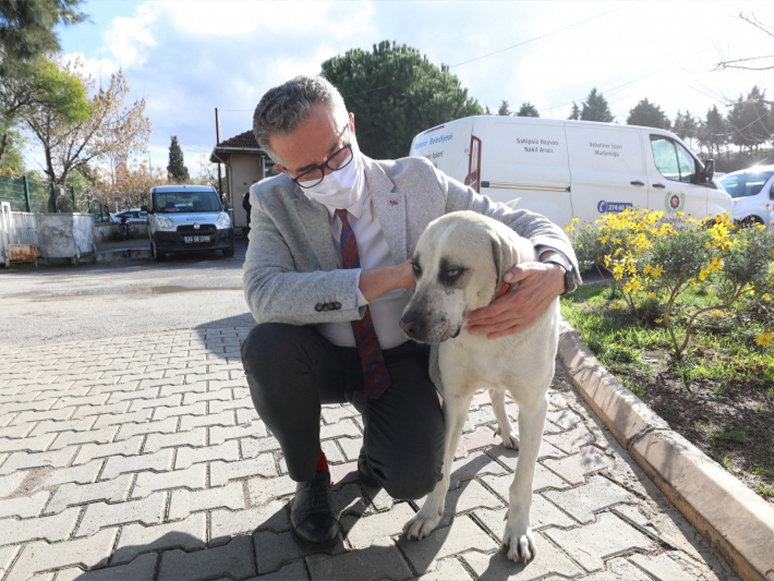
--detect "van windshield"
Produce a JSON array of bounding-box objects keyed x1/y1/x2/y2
[{"x1": 155, "y1": 191, "x2": 222, "y2": 213}]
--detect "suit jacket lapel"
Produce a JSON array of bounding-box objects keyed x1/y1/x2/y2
[
  {"x1": 366, "y1": 159, "x2": 408, "y2": 264},
  {"x1": 293, "y1": 196, "x2": 337, "y2": 271}
]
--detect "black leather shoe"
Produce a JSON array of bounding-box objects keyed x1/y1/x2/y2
[
  {"x1": 357, "y1": 448, "x2": 379, "y2": 488},
  {"x1": 290, "y1": 470, "x2": 339, "y2": 550}
]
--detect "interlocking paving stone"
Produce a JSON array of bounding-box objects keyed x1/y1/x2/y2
[
  {"x1": 210, "y1": 499, "x2": 290, "y2": 544},
  {"x1": 543, "y1": 422, "x2": 596, "y2": 454},
  {"x1": 417, "y1": 556, "x2": 475, "y2": 580},
  {"x1": 0, "y1": 490, "x2": 50, "y2": 517},
  {"x1": 0, "y1": 471, "x2": 27, "y2": 497},
  {"x1": 241, "y1": 435, "x2": 282, "y2": 457},
  {"x1": 342, "y1": 502, "x2": 416, "y2": 548},
  {"x1": 144, "y1": 427, "x2": 207, "y2": 453},
  {"x1": 0, "y1": 433, "x2": 56, "y2": 454},
  {"x1": 179, "y1": 410, "x2": 234, "y2": 432},
  {"x1": 0, "y1": 545, "x2": 20, "y2": 578},
  {"x1": 100, "y1": 448, "x2": 174, "y2": 480},
  {"x1": 55, "y1": 552, "x2": 158, "y2": 581},
  {"x1": 151, "y1": 401, "x2": 207, "y2": 421},
  {"x1": 630, "y1": 552, "x2": 702, "y2": 581},
  {"x1": 158, "y1": 536, "x2": 256, "y2": 581},
  {"x1": 72, "y1": 436, "x2": 144, "y2": 465},
  {"x1": 7, "y1": 528, "x2": 117, "y2": 579},
  {"x1": 45, "y1": 474, "x2": 133, "y2": 515},
  {"x1": 399, "y1": 515, "x2": 499, "y2": 573},
  {"x1": 543, "y1": 512, "x2": 656, "y2": 572},
  {"x1": 543, "y1": 474, "x2": 639, "y2": 524},
  {"x1": 112, "y1": 513, "x2": 207, "y2": 565},
  {"x1": 0, "y1": 506, "x2": 79, "y2": 544},
  {"x1": 175, "y1": 440, "x2": 240, "y2": 469},
  {"x1": 75, "y1": 492, "x2": 165, "y2": 536},
  {"x1": 462, "y1": 537, "x2": 583, "y2": 580},
  {"x1": 542, "y1": 445, "x2": 614, "y2": 485},
  {"x1": 210, "y1": 454, "x2": 276, "y2": 485},
  {"x1": 131, "y1": 463, "x2": 206, "y2": 499},
  {"x1": 0, "y1": 447, "x2": 78, "y2": 474},
  {"x1": 92, "y1": 408, "x2": 153, "y2": 428},
  {"x1": 115, "y1": 417, "x2": 178, "y2": 440},
  {"x1": 305, "y1": 544, "x2": 411, "y2": 581},
  {"x1": 167, "y1": 480, "x2": 245, "y2": 520},
  {"x1": 252, "y1": 530, "x2": 313, "y2": 575},
  {"x1": 474, "y1": 495, "x2": 577, "y2": 535},
  {"x1": 249, "y1": 559, "x2": 309, "y2": 580}
]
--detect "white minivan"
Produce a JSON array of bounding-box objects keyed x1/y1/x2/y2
[
  {"x1": 409, "y1": 116, "x2": 731, "y2": 228},
  {"x1": 143, "y1": 185, "x2": 234, "y2": 261},
  {"x1": 718, "y1": 165, "x2": 774, "y2": 228}
]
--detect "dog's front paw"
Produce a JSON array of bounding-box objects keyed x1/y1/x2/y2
[
  {"x1": 403, "y1": 509, "x2": 443, "y2": 540},
  {"x1": 496, "y1": 427, "x2": 520, "y2": 450},
  {"x1": 502, "y1": 523, "x2": 536, "y2": 563}
]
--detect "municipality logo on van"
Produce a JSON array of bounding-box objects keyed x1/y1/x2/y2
[{"x1": 597, "y1": 200, "x2": 633, "y2": 214}]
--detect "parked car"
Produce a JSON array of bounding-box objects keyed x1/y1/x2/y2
[
  {"x1": 142, "y1": 185, "x2": 234, "y2": 261},
  {"x1": 718, "y1": 165, "x2": 774, "y2": 226},
  {"x1": 110, "y1": 208, "x2": 147, "y2": 223},
  {"x1": 409, "y1": 116, "x2": 731, "y2": 227}
]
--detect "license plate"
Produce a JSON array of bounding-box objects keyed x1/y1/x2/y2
[{"x1": 184, "y1": 235, "x2": 211, "y2": 243}]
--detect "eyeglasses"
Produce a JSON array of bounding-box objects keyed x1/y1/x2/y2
[{"x1": 290, "y1": 124, "x2": 354, "y2": 188}]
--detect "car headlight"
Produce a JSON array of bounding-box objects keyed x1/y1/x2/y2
[
  {"x1": 156, "y1": 216, "x2": 175, "y2": 229},
  {"x1": 217, "y1": 213, "x2": 231, "y2": 228}
]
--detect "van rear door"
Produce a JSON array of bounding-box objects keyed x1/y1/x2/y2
[
  {"x1": 476, "y1": 118, "x2": 573, "y2": 228},
  {"x1": 409, "y1": 118, "x2": 473, "y2": 182},
  {"x1": 565, "y1": 123, "x2": 648, "y2": 225}
]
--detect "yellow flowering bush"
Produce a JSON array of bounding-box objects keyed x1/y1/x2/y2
[{"x1": 569, "y1": 209, "x2": 774, "y2": 359}]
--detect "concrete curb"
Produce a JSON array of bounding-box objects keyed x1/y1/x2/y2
[{"x1": 557, "y1": 329, "x2": 774, "y2": 581}]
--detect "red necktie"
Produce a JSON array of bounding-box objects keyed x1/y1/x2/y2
[{"x1": 335, "y1": 209, "x2": 391, "y2": 399}]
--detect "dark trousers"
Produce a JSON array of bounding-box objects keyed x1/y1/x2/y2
[{"x1": 241, "y1": 323, "x2": 444, "y2": 500}]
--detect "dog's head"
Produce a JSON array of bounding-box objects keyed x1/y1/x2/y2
[{"x1": 399, "y1": 211, "x2": 532, "y2": 344}]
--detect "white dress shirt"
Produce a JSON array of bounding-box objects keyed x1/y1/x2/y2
[{"x1": 303, "y1": 183, "x2": 412, "y2": 350}]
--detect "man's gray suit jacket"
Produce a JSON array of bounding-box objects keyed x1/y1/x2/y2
[{"x1": 243, "y1": 155, "x2": 579, "y2": 328}]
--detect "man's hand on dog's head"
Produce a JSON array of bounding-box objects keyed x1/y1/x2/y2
[{"x1": 465, "y1": 261, "x2": 564, "y2": 339}]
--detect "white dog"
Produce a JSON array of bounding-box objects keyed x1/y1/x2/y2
[{"x1": 399, "y1": 210, "x2": 559, "y2": 563}]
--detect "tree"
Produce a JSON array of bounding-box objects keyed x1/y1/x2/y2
[
  {"x1": 727, "y1": 87, "x2": 771, "y2": 153},
  {"x1": 321, "y1": 41, "x2": 483, "y2": 159},
  {"x1": 568, "y1": 102, "x2": 580, "y2": 120},
  {"x1": 1, "y1": 57, "x2": 91, "y2": 166},
  {"x1": 626, "y1": 98, "x2": 670, "y2": 129},
  {"x1": 516, "y1": 102, "x2": 540, "y2": 118},
  {"x1": 21, "y1": 61, "x2": 151, "y2": 211},
  {"x1": 0, "y1": 0, "x2": 85, "y2": 68},
  {"x1": 697, "y1": 105, "x2": 727, "y2": 157},
  {"x1": 497, "y1": 100, "x2": 511, "y2": 116},
  {"x1": 580, "y1": 88, "x2": 614, "y2": 122},
  {"x1": 0, "y1": 0, "x2": 88, "y2": 168},
  {"x1": 167, "y1": 136, "x2": 190, "y2": 182},
  {"x1": 672, "y1": 110, "x2": 698, "y2": 146}
]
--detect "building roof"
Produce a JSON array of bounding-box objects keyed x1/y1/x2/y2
[{"x1": 210, "y1": 131, "x2": 267, "y2": 163}]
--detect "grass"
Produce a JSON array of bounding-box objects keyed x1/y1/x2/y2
[{"x1": 561, "y1": 278, "x2": 774, "y2": 502}]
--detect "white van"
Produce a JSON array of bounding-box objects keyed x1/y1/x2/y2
[
  {"x1": 143, "y1": 185, "x2": 234, "y2": 261},
  {"x1": 717, "y1": 165, "x2": 774, "y2": 227},
  {"x1": 409, "y1": 116, "x2": 731, "y2": 227}
]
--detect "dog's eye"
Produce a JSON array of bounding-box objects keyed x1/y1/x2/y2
[
  {"x1": 412, "y1": 262, "x2": 422, "y2": 277},
  {"x1": 445, "y1": 269, "x2": 460, "y2": 278}
]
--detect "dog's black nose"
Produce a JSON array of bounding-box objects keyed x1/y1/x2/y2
[{"x1": 400, "y1": 317, "x2": 421, "y2": 338}]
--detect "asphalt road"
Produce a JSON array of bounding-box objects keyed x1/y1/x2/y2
[{"x1": 0, "y1": 240, "x2": 254, "y2": 349}]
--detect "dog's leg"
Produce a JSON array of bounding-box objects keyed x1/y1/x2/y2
[
  {"x1": 403, "y1": 390, "x2": 474, "y2": 540},
  {"x1": 503, "y1": 393, "x2": 547, "y2": 563},
  {"x1": 489, "y1": 389, "x2": 519, "y2": 449}
]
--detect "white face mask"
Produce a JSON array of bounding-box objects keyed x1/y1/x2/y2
[{"x1": 299, "y1": 141, "x2": 365, "y2": 210}]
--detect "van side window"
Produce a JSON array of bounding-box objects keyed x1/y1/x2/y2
[{"x1": 650, "y1": 136, "x2": 697, "y2": 184}]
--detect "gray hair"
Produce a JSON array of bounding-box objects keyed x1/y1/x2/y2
[{"x1": 253, "y1": 75, "x2": 348, "y2": 166}]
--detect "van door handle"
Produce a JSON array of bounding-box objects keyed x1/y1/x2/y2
[
  {"x1": 630, "y1": 180, "x2": 645, "y2": 187},
  {"x1": 653, "y1": 183, "x2": 666, "y2": 189}
]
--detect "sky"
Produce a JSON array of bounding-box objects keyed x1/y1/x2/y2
[{"x1": 30, "y1": 0, "x2": 774, "y2": 179}]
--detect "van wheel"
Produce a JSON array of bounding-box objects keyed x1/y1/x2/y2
[
  {"x1": 151, "y1": 240, "x2": 166, "y2": 262},
  {"x1": 222, "y1": 245, "x2": 235, "y2": 258},
  {"x1": 739, "y1": 216, "x2": 763, "y2": 228}
]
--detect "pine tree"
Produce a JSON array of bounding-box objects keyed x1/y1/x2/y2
[
  {"x1": 167, "y1": 136, "x2": 190, "y2": 182},
  {"x1": 516, "y1": 102, "x2": 540, "y2": 118},
  {"x1": 497, "y1": 100, "x2": 511, "y2": 116},
  {"x1": 568, "y1": 102, "x2": 580, "y2": 120},
  {"x1": 626, "y1": 98, "x2": 670, "y2": 129},
  {"x1": 580, "y1": 88, "x2": 614, "y2": 122}
]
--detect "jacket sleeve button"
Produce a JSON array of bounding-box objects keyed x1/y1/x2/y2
[
  {"x1": 334, "y1": 302, "x2": 341, "y2": 309},
  {"x1": 315, "y1": 304, "x2": 323, "y2": 312}
]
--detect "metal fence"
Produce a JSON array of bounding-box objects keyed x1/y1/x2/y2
[{"x1": 0, "y1": 174, "x2": 110, "y2": 220}]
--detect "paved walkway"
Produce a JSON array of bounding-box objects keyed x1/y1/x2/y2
[{"x1": 0, "y1": 327, "x2": 740, "y2": 580}]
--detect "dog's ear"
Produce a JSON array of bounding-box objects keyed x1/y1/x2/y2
[{"x1": 489, "y1": 229, "x2": 516, "y2": 301}]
